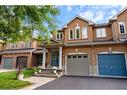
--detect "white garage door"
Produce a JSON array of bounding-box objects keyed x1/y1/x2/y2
[{"x1": 67, "y1": 54, "x2": 89, "y2": 76}]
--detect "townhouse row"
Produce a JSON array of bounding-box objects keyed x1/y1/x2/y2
[{"x1": 0, "y1": 7, "x2": 127, "y2": 77}]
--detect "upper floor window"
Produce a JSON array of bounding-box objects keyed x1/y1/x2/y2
[
  {"x1": 12, "y1": 44, "x2": 15, "y2": 48},
  {"x1": 118, "y1": 22, "x2": 126, "y2": 34},
  {"x1": 96, "y1": 28, "x2": 106, "y2": 38},
  {"x1": 82, "y1": 27, "x2": 88, "y2": 39},
  {"x1": 25, "y1": 41, "x2": 31, "y2": 47},
  {"x1": 69, "y1": 29, "x2": 74, "y2": 39},
  {"x1": 75, "y1": 27, "x2": 80, "y2": 39},
  {"x1": 56, "y1": 32, "x2": 63, "y2": 40},
  {"x1": 22, "y1": 43, "x2": 24, "y2": 47}
]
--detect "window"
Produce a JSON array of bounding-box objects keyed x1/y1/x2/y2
[
  {"x1": 96, "y1": 28, "x2": 106, "y2": 38},
  {"x1": 69, "y1": 29, "x2": 74, "y2": 39},
  {"x1": 83, "y1": 55, "x2": 87, "y2": 58},
  {"x1": 29, "y1": 42, "x2": 31, "y2": 47},
  {"x1": 78, "y1": 56, "x2": 82, "y2": 58},
  {"x1": 67, "y1": 56, "x2": 71, "y2": 58},
  {"x1": 73, "y1": 56, "x2": 76, "y2": 58},
  {"x1": 82, "y1": 27, "x2": 88, "y2": 38},
  {"x1": 15, "y1": 44, "x2": 17, "y2": 48},
  {"x1": 75, "y1": 27, "x2": 80, "y2": 39},
  {"x1": 57, "y1": 34, "x2": 59, "y2": 39},
  {"x1": 12, "y1": 44, "x2": 15, "y2": 48},
  {"x1": 25, "y1": 41, "x2": 31, "y2": 47},
  {"x1": 118, "y1": 22, "x2": 126, "y2": 34},
  {"x1": 56, "y1": 32, "x2": 63, "y2": 40},
  {"x1": 22, "y1": 44, "x2": 24, "y2": 47},
  {"x1": 60, "y1": 33, "x2": 63, "y2": 39}
]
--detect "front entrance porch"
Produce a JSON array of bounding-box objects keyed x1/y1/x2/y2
[
  {"x1": 33, "y1": 47, "x2": 63, "y2": 70},
  {"x1": 33, "y1": 46, "x2": 63, "y2": 78},
  {"x1": 42, "y1": 46, "x2": 63, "y2": 70}
]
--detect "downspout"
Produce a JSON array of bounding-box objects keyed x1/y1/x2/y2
[
  {"x1": 111, "y1": 22, "x2": 115, "y2": 41},
  {"x1": 91, "y1": 41, "x2": 94, "y2": 76}
]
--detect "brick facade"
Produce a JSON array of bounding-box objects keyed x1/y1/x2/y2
[{"x1": 0, "y1": 7, "x2": 127, "y2": 77}]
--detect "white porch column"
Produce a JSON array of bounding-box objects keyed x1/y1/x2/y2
[
  {"x1": 59, "y1": 46, "x2": 62, "y2": 69},
  {"x1": 42, "y1": 47, "x2": 46, "y2": 69}
]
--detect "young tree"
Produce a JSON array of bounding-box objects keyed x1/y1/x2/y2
[
  {"x1": 0, "y1": 5, "x2": 60, "y2": 79},
  {"x1": 0, "y1": 5, "x2": 60, "y2": 43}
]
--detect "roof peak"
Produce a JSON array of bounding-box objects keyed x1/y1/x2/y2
[
  {"x1": 63, "y1": 15, "x2": 95, "y2": 28},
  {"x1": 110, "y1": 7, "x2": 127, "y2": 21}
]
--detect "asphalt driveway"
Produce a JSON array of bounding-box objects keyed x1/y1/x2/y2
[{"x1": 35, "y1": 76, "x2": 127, "y2": 90}]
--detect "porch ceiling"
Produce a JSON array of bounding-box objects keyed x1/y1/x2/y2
[{"x1": 42, "y1": 39, "x2": 65, "y2": 48}]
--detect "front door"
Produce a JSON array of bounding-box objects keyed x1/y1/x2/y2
[
  {"x1": 37, "y1": 54, "x2": 43, "y2": 66},
  {"x1": 51, "y1": 50, "x2": 59, "y2": 67}
]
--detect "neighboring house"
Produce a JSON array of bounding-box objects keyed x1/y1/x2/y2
[
  {"x1": 0, "y1": 43, "x2": 6, "y2": 65},
  {"x1": 0, "y1": 38, "x2": 43, "y2": 69},
  {"x1": 0, "y1": 7, "x2": 127, "y2": 77}
]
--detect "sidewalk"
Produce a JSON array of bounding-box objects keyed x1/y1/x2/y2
[
  {"x1": 0, "y1": 69, "x2": 14, "y2": 73},
  {"x1": 20, "y1": 77, "x2": 56, "y2": 90}
]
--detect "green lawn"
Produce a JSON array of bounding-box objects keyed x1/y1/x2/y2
[{"x1": 0, "y1": 69, "x2": 35, "y2": 90}]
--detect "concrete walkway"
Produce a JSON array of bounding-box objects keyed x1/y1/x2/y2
[
  {"x1": 20, "y1": 77, "x2": 56, "y2": 90},
  {"x1": 0, "y1": 69, "x2": 14, "y2": 73}
]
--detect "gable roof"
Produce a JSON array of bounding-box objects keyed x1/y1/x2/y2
[
  {"x1": 110, "y1": 7, "x2": 127, "y2": 21},
  {"x1": 63, "y1": 15, "x2": 95, "y2": 28},
  {"x1": 42, "y1": 38, "x2": 64, "y2": 47}
]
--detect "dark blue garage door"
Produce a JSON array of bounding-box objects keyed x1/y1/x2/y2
[{"x1": 98, "y1": 54, "x2": 127, "y2": 76}]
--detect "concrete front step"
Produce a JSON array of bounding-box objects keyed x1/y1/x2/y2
[
  {"x1": 41, "y1": 69, "x2": 53, "y2": 74},
  {"x1": 33, "y1": 73, "x2": 59, "y2": 78}
]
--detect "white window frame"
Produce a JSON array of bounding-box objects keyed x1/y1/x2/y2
[
  {"x1": 82, "y1": 27, "x2": 88, "y2": 39},
  {"x1": 96, "y1": 28, "x2": 106, "y2": 38},
  {"x1": 56, "y1": 33, "x2": 59, "y2": 40},
  {"x1": 118, "y1": 21, "x2": 126, "y2": 34},
  {"x1": 75, "y1": 27, "x2": 80, "y2": 39},
  {"x1": 69, "y1": 29, "x2": 74, "y2": 40},
  {"x1": 56, "y1": 32, "x2": 63, "y2": 40}
]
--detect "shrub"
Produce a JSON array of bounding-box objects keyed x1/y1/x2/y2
[{"x1": 23, "y1": 69, "x2": 35, "y2": 78}]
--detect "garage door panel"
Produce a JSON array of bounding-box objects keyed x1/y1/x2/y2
[
  {"x1": 67, "y1": 55, "x2": 89, "y2": 76},
  {"x1": 17, "y1": 57, "x2": 27, "y2": 69},
  {"x1": 98, "y1": 54, "x2": 127, "y2": 76},
  {"x1": 4, "y1": 58, "x2": 13, "y2": 69}
]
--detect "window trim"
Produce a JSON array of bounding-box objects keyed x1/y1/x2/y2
[
  {"x1": 56, "y1": 32, "x2": 63, "y2": 40},
  {"x1": 82, "y1": 27, "x2": 88, "y2": 39},
  {"x1": 96, "y1": 28, "x2": 106, "y2": 38},
  {"x1": 118, "y1": 21, "x2": 126, "y2": 34},
  {"x1": 69, "y1": 29, "x2": 75, "y2": 40},
  {"x1": 75, "y1": 27, "x2": 80, "y2": 39}
]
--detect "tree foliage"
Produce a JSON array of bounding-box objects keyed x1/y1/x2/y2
[{"x1": 0, "y1": 5, "x2": 60, "y2": 43}]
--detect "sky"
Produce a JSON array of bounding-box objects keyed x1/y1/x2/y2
[{"x1": 56, "y1": 5, "x2": 127, "y2": 29}]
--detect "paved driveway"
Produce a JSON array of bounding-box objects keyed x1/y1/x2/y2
[{"x1": 35, "y1": 76, "x2": 127, "y2": 90}]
